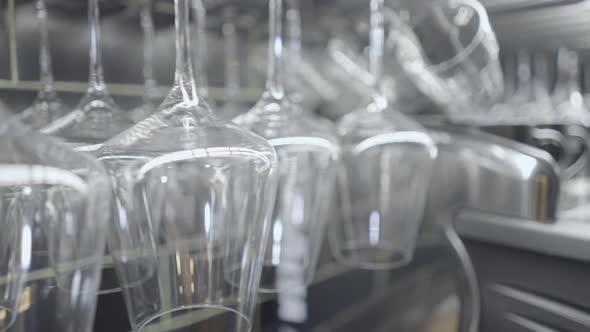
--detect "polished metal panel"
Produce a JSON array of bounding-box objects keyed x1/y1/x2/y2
[
  {"x1": 427, "y1": 126, "x2": 560, "y2": 223},
  {"x1": 424, "y1": 126, "x2": 561, "y2": 332}
]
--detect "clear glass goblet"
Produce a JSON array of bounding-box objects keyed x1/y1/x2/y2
[
  {"x1": 234, "y1": 0, "x2": 340, "y2": 294},
  {"x1": 387, "y1": 0, "x2": 503, "y2": 124},
  {"x1": 40, "y1": 0, "x2": 135, "y2": 294},
  {"x1": 0, "y1": 109, "x2": 110, "y2": 332},
  {"x1": 552, "y1": 48, "x2": 589, "y2": 125},
  {"x1": 97, "y1": 1, "x2": 278, "y2": 331},
  {"x1": 192, "y1": 0, "x2": 216, "y2": 108},
  {"x1": 331, "y1": 0, "x2": 437, "y2": 270}
]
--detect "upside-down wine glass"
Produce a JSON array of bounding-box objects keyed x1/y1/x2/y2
[
  {"x1": 506, "y1": 50, "x2": 534, "y2": 124},
  {"x1": 20, "y1": 0, "x2": 70, "y2": 129},
  {"x1": 552, "y1": 48, "x2": 589, "y2": 125},
  {"x1": 192, "y1": 0, "x2": 215, "y2": 106},
  {"x1": 234, "y1": 0, "x2": 340, "y2": 296},
  {"x1": 0, "y1": 109, "x2": 111, "y2": 332},
  {"x1": 331, "y1": 0, "x2": 437, "y2": 269},
  {"x1": 506, "y1": 50, "x2": 553, "y2": 124},
  {"x1": 532, "y1": 52, "x2": 554, "y2": 123},
  {"x1": 486, "y1": 52, "x2": 515, "y2": 124},
  {"x1": 41, "y1": 0, "x2": 134, "y2": 151},
  {"x1": 40, "y1": 0, "x2": 135, "y2": 294},
  {"x1": 130, "y1": 0, "x2": 162, "y2": 123},
  {"x1": 387, "y1": 0, "x2": 503, "y2": 124},
  {"x1": 96, "y1": 0, "x2": 278, "y2": 330}
]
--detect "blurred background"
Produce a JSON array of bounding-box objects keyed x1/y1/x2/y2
[{"x1": 2, "y1": 0, "x2": 588, "y2": 116}]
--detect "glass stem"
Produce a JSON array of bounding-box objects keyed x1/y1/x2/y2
[
  {"x1": 174, "y1": 0, "x2": 198, "y2": 102},
  {"x1": 223, "y1": 6, "x2": 239, "y2": 107},
  {"x1": 286, "y1": 0, "x2": 301, "y2": 67},
  {"x1": 36, "y1": 0, "x2": 56, "y2": 100},
  {"x1": 266, "y1": 0, "x2": 284, "y2": 99},
  {"x1": 192, "y1": 0, "x2": 209, "y2": 100},
  {"x1": 369, "y1": 0, "x2": 384, "y2": 94},
  {"x1": 88, "y1": 0, "x2": 107, "y2": 93},
  {"x1": 141, "y1": 0, "x2": 159, "y2": 103}
]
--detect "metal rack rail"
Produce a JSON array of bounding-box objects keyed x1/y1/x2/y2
[{"x1": 0, "y1": 0, "x2": 263, "y2": 102}]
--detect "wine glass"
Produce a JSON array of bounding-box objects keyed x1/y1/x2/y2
[
  {"x1": 40, "y1": 0, "x2": 135, "y2": 295},
  {"x1": 485, "y1": 52, "x2": 516, "y2": 124},
  {"x1": 330, "y1": 0, "x2": 437, "y2": 270},
  {"x1": 219, "y1": 6, "x2": 243, "y2": 121},
  {"x1": 41, "y1": 0, "x2": 134, "y2": 151},
  {"x1": 96, "y1": 0, "x2": 278, "y2": 330},
  {"x1": 0, "y1": 109, "x2": 110, "y2": 332},
  {"x1": 234, "y1": 0, "x2": 340, "y2": 294},
  {"x1": 532, "y1": 52, "x2": 554, "y2": 123},
  {"x1": 20, "y1": 0, "x2": 70, "y2": 130},
  {"x1": 499, "y1": 50, "x2": 553, "y2": 125},
  {"x1": 387, "y1": 0, "x2": 503, "y2": 124},
  {"x1": 505, "y1": 50, "x2": 534, "y2": 124},
  {"x1": 552, "y1": 48, "x2": 589, "y2": 124},
  {"x1": 130, "y1": 0, "x2": 162, "y2": 123}
]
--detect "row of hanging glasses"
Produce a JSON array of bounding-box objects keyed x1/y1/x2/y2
[
  {"x1": 493, "y1": 48, "x2": 589, "y2": 125},
  {"x1": 498, "y1": 48, "x2": 590, "y2": 221},
  {"x1": 0, "y1": 0, "x2": 511, "y2": 331}
]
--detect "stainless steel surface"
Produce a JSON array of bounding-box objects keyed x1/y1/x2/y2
[
  {"x1": 441, "y1": 125, "x2": 590, "y2": 263},
  {"x1": 425, "y1": 125, "x2": 561, "y2": 332},
  {"x1": 428, "y1": 126, "x2": 560, "y2": 223},
  {"x1": 480, "y1": 124, "x2": 589, "y2": 181}
]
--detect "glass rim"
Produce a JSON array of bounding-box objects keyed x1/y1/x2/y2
[
  {"x1": 136, "y1": 304, "x2": 251, "y2": 332},
  {"x1": 330, "y1": 240, "x2": 415, "y2": 271}
]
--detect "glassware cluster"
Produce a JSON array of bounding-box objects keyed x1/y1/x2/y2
[
  {"x1": 0, "y1": 108, "x2": 110, "y2": 332},
  {"x1": 3, "y1": 0, "x2": 561, "y2": 330}
]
